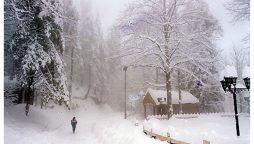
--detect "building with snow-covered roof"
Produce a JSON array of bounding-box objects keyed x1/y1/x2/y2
[{"x1": 143, "y1": 88, "x2": 199, "y2": 118}]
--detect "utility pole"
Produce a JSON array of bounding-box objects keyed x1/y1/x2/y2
[{"x1": 123, "y1": 66, "x2": 128, "y2": 119}]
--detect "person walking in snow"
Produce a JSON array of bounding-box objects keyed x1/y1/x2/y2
[{"x1": 71, "y1": 117, "x2": 77, "y2": 133}]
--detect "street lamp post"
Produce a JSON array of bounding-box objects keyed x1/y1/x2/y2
[
  {"x1": 123, "y1": 66, "x2": 128, "y2": 119},
  {"x1": 220, "y1": 76, "x2": 250, "y2": 136}
]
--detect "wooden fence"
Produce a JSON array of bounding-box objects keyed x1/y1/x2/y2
[
  {"x1": 147, "y1": 112, "x2": 250, "y2": 120},
  {"x1": 143, "y1": 126, "x2": 210, "y2": 144}
]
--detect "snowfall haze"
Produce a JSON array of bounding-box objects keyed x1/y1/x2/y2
[{"x1": 3, "y1": 0, "x2": 250, "y2": 144}]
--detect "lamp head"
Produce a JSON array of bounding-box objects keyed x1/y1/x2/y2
[
  {"x1": 243, "y1": 77, "x2": 250, "y2": 91},
  {"x1": 123, "y1": 66, "x2": 128, "y2": 71},
  {"x1": 220, "y1": 80, "x2": 227, "y2": 92}
]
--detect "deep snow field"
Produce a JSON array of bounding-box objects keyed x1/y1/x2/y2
[{"x1": 4, "y1": 99, "x2": 250, "y2": 144}]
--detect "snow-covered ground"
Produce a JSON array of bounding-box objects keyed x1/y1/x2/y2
[
  {"x1": 5, "y1": 99, "x2": 250, "y2": 144},
  {"x1": 4, "y1": 99, "x2": 165, "y2": 144},
  {"x1": 144, "y1": 113, "x2": 250, "y2": 144}
]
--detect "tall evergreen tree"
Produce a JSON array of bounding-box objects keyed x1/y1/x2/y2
[{"x1": 10, "y1": 0, "x2": 69, "y2": 106}]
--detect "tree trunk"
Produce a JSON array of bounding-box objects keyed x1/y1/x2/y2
[
  {"x1": 84, "y1": 86, "x2": 91, "y2": 100},
  {"x1": 156, "y1": 68, "x2": 159, "y2": 90},
  {"x1": 84, "y1": 64, "x2": 92, "y2": 99},
  {"x1": 69, "y1": 46, "x2": 74, "y2": 108},
  {"x1": 27, "y1": 71, "x2": 34, "y2": 105},
  {"x1": 163, "y1": 0, "x2": 172, "y2": 119},
  {"x1": 34, "y1": 91, "x2": 37, "y2": 107},
  {"x1": 178, "y1": 70, "x2": 182, "y2": 114},
  {"x1": 144, "y1": 104, "x2": 147, "y2": 119},
  {"x1": 22, "y1": 86, "x2": 26, "y2": 103},
  {"x1": 41, "y1": 98, "x2": 43, "y2": 109},
  {"x1": 200, "y1": 90, "x2": 205, "y2": 113},
  {"x1": 166, "y1": 72, "x2": 172, "y2": 119}
]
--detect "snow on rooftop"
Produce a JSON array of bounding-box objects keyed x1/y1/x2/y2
[
  {"x1": 235, "y1": 83, "x2": 246, "y2": 89},
  {"x1": 242, "y1": 66, "x2": 250, "y2": 78},
  {"x1": 145, "y1": 88, "x2": 199, "y2": 105}
]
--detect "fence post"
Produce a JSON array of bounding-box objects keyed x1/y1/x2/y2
[
  {"x1": 167, "y1": 132, "x2": 171, "y2": 143},
  {"x1": 203, "y1": 140, "x2": 210, "y2": 144}
]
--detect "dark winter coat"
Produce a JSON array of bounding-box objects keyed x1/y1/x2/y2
[{"x1": 71, "y1": 119, "x2": 77, "y2": 128}]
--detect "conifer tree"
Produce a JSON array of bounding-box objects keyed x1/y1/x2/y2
[{"x1": 10, "y1": 0, "x2": 69, "y2": 106}]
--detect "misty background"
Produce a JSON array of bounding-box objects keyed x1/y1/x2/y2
[{"x1": 4, "y1": 0, "x2": 250, "y2": 113}]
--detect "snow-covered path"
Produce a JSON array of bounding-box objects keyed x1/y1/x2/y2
[{"x1": 4, "y1": 101, "x2": 165, "y2": 144}]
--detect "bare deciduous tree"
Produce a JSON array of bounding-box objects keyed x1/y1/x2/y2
[
  {"x1": 225, "y1": 0, "x2": 250, "y2": 23},
  {"x1": 118, "y1": 0, "x2": 222, "y2": 118}
]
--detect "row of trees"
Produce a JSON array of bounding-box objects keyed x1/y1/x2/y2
[
  {"x1": 4, "y1": 0, "x2": 122, "y2": 109},
  {"x1": 62, "y1": 0, "x2": 123, "y2": 107},
  {"x1": 4, "y1": 0, "x2": 249, "y2": 114}
]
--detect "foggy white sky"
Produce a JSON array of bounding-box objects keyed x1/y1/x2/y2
[
  {"x1": 73, "y1": 0, "x2": 135, "y2": 35},
  {"x1": 205, "y1": 0, "x2": 250, "y2": 59},
  {"x1": 72, "y1": 0, "x2": 250, "y2": 59}
]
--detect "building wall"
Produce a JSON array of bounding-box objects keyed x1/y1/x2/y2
[
  {"x1": 155, "y1": 104, "x2": 167, "y2": 115},
  {"x1": 152, "y1": 104, "x2": 199, "y2": 115},
  {"x1": 143, "y1": 93, "x2": 156, "y2": 117},
  {"x1": 145, "y1": 104, "x2": 154, "y2": 116},
  {"x1": 143, "y1": 93, "x2": 156, "y2": 105},
  {"x1": 143, "y1": 92, "x2": 199, "y2": 116},
  {"x1": 173, "y1": 103, "x2": 200, "y2": 114}
]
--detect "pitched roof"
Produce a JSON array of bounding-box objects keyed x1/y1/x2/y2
[{"x1": 145, "y1": 88, "x2": 199, "y2": 105}]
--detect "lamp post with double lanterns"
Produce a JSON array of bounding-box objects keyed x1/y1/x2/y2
[{"x1": 220, "y1": 66, "x2": 250, "y2": 136}]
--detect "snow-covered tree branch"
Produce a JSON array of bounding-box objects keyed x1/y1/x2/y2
[{"x1": 118, "y1": 0, "x2": 222, "y2": 118}]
